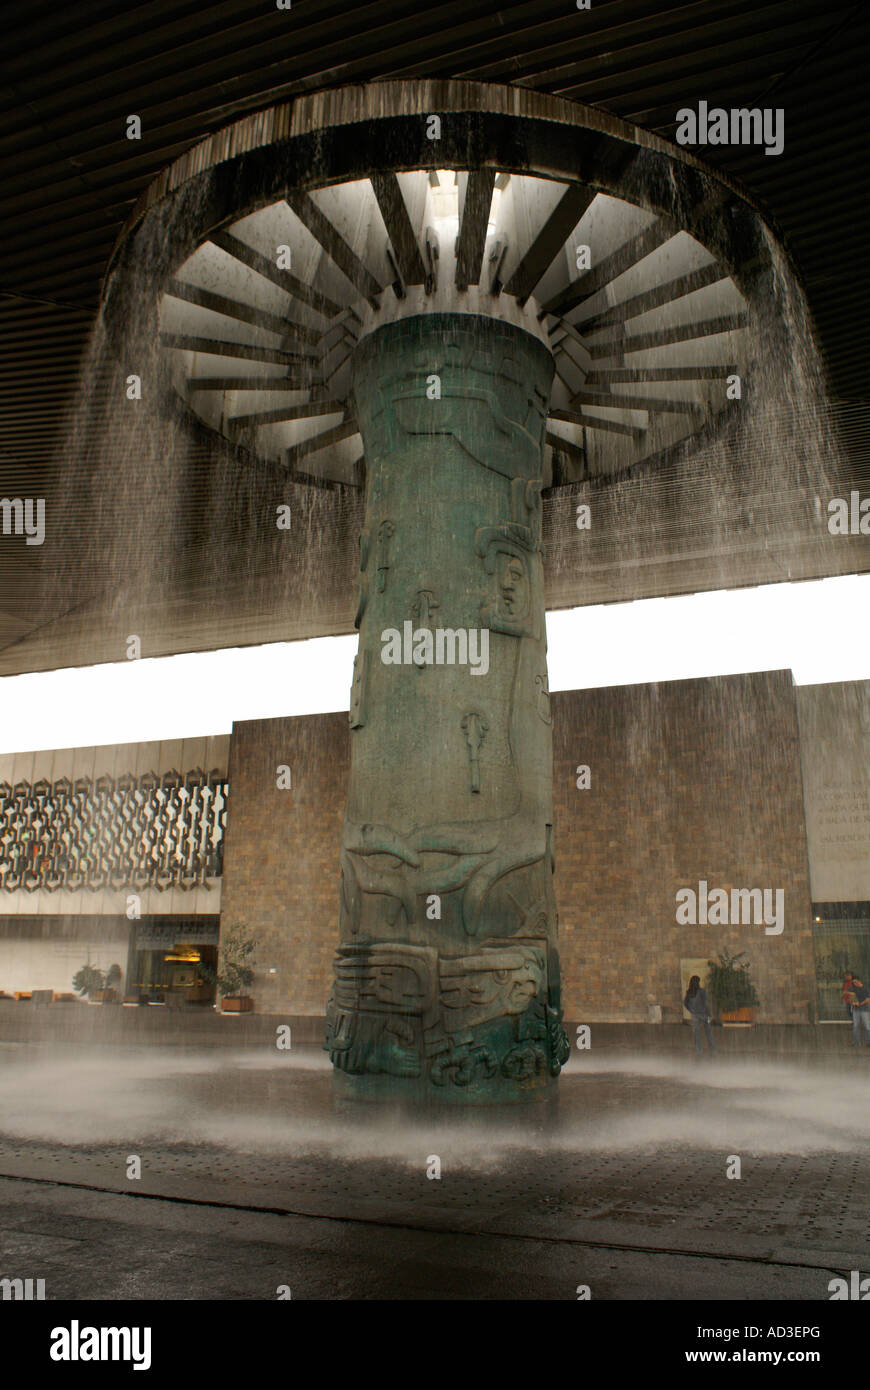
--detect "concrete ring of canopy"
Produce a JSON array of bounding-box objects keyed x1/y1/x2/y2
[{"x1": 102, "y1": 81, "x2": 785, "y2": 493}]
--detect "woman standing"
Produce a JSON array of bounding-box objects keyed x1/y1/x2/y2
[{"x1": 684, "y1": 975, "x2": 715, "y2": 1057}]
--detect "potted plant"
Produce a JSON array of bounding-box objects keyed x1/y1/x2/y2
[
  {"x1": 707, "y1": 949, "x2": 760, "y2": 1025},
  {"x1": 72, "y1": 962, "x2": 105, "y2": 1004},
  {"x1": 201, "y1": 926, "x2": 258, "y2": 1013}
]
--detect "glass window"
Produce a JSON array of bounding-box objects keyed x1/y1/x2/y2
[{"x1": 813, "y1": 917, "x2": 870, "y2": 1021}]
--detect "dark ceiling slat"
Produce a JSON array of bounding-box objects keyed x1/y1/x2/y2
[
  {"x1": 0, "y1": 0, "x2": 365, "y2": 123},
  {"x1": 489, "y1": 5, "x2": 826, "y2": 97},
  {"x1": 1, "y1": 159, "x2": 198, "y2": 228},
  {"x1": 4, "y1": 2, "x2": 288, "y2": 86},
  {"x1": 391, "y1": 0, "x2": 822, "y2": 93},
  {"x1": 0, "y1": 350, "x2": 94, "y2": 369},
  {"x1": 0, "y1": 372, "x2": 84, "y2": 386},
  {"x1": 0, "y1": 1, "x2": 504, "y2": 164},
  {"x1": 1, "y1": 0, "x2": 428, "y2": 100},
  {"x1": 0, "y1": 0, "x2": 129, "y2": 58},
  {"x1": 550, "y1": 33, "x2": 826, "y2": 111},
  {"x1": 0, "y1": 237, "x2": 125, "y2": 276},
  {"x1": 622, "y1": 67, "x2": 869, "y2": 137},
  {"x1": 350, "y1": 0, "x2": 598, "y2": 84},
  {"x1": 0, "y1": 325, "x2": 91, "y2": 345},
  {"x1": 0, "y1": 295, "x2": 92, "y2": 317}
]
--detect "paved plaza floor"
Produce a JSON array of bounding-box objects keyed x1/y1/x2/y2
[{"x1": 0, "y1": 1042, "x2": 867, "y2": 1299}]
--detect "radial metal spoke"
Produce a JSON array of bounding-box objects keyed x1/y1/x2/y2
[
  {"x1": 285, "y1": 193, "x2": 382, "y2": 308},
  {"x1": 455, "y1": 169, "x2": 495, "y2": 292},
  {"x1": 159, "y1": 334, "x2": 317, "y2": 366},
  {"x1": 541, "y1": 220, "x2": 676, "y2": 317},
  {"x1": 505, "y1": 185, "x2": 596, "y2": 305},
  {"x1": 566, "y1": 391, "x2": 704, "y2": 416},
  {"x1": 187, "y1": 376, "x2": 317, "y2": 391},
  {"x1": 156, "y1": 160, "x2": 752, "y2": 501},
  {"x1": 209, "y1": 229, "x2": 343, "y2": 319},
  {"x1": 586, "y1": 313, "x2": 749, "y2": 359},
  {"x1": 548, "y1": 316, "x2": 590, "y2": 355},
  {"x1": 545, "y1": 430, "x2": 587, "y2": 473},
  {"x1": 165, "y1": 279, "x2": 319, "y2": 345},
  {"x1": 585, "y1": 365, "x2": 739, "y2": 383},
  {"x1": 228, "y1": 400, "x2": 348, "y2": 432},
  {"x1": 283, "y1": 417, "x2": 359, "y2": 472},
  {"x1": 574, "y1": 263, "x2": 727, "y2": 332},
  {"x1": 569, "y1": 415, "x2": 646, "y2": 439},
  {"x1": 552, "y1": 356, "x2": 582, "y2": 397},
  {"x1": 370, "y1": 173, "x2": 426, "y2": 287}
]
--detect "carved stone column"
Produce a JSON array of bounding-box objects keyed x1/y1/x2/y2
[{"x1": 326, "y1": 313, "x2": 570, "y2": 1102}]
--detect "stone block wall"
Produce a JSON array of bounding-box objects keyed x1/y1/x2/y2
[
  {"x1": 551, "y1": 672, "x2": 816, "y2": 1022},
  {"x1": 796, "y1": 681, "x2": 870, "y2": 903},
  {"x1": 219, "y1": 713, "x2": 348, "y2": 1015},
  {"x1": 220, "y1": 671, "x2": 817, "y2": 1023}
]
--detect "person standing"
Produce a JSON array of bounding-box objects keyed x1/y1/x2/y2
[
  {"x1": 847, "y1": 974, "x2": 870, "y2": 1049},
  {"x1": 842, "y1": 971, "x2": 855, "y2": 1021},
  {"x1": 684, "y1": 975, "x2": 715, "y2": 1057}
]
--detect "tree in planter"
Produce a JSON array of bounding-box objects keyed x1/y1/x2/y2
[
  {"x1": 72, "y1": 963, "x2": 105, "y2": 1001},
  {"x1": 706, "y1": 950, "x2": 760, "y2": 1017},
  {"x1": 200, "y1": 927, "x2": 258, "y2": 1006}
]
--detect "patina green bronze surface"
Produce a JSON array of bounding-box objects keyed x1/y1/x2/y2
[{"x1": 326, "y1": 313, "x2": 570, "y2": 1102}]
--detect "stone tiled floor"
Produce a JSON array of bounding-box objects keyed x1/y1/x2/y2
[{"x1": 0, "y1": 1045, "x2": 867, "y2": 1298}]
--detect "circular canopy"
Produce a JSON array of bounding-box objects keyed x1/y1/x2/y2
[
  {"x1": 158, "y1": 168, "x2": 750, "y2": 489},
  {"x1": 104, "y1": 81, "x2": 775, "y2": 494}
]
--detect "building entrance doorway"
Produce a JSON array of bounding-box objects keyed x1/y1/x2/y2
[
  {"x1": 128, "y1": 917, "x2": 220, "y2": 1006},
  {"x1": 812, "y1": 906, "x2": 870, "y2": 1022}
]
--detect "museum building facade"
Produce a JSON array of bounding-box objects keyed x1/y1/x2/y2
[{"x1": 0, "y1": 671, "x2": 866, "y2": 1025}]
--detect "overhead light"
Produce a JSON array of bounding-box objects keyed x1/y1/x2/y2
[
  {"x1": 431, "y1": 170, "x2": 459, "y2": 241},
  {"x1": 430, "y1": 170, "x2": 501, "y2": 241}
]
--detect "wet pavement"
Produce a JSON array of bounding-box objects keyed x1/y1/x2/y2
[{"x1": 0, "y1": 1043, "x2": 867, "y2": 1299}]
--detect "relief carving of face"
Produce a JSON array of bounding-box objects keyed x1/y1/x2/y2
[{"x1": 497, "y1": 550, "x2": 529, "y2": 618}]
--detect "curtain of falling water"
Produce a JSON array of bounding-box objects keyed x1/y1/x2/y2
[
  {"x1": 37, "y1": 173, "x2": 360, "y2": 672},
  {"x1": 40, "y1": 153, "x2": 844, "y2": 682}
]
